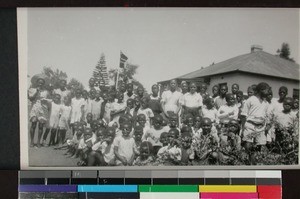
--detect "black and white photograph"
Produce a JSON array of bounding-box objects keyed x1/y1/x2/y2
[{"x1": 18, "y1": 8, "x2": 299, "y2": 168}]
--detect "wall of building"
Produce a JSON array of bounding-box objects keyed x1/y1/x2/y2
[{"x1": 207, "y1": 72, "x2": 299, "y2": 98}]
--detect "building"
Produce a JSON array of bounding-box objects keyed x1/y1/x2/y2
[{"x1": 159, "y1": 46, "x2": 300, "y2": 99}]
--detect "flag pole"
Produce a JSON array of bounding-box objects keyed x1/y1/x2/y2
[{"x1": 115, "y1": 68, "x2": 119, "y2": 90}]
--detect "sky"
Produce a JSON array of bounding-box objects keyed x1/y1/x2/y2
[{"x1": 26, "y1": 8, "x2": 299, "y2": 92}]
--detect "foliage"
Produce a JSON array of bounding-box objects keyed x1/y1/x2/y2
[
  {"x1": 276, "y1": 43, "x2": 295, "y2": 62},
  {"x1": 42, "y1": 67, "x2": 67, "y2": 90},
  {"x1": 67, "y1": 78, "x2": 85, "y2": 97},
  {"x1": 108, "y1": 63, "x2": 146, "y2": 93},
  {"x1": 92, "y1": 53, "x2": 109, "y2": 88}
]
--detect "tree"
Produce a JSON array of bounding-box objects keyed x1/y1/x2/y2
[
  {"x1": 92, "y1": 53, "x2": 109, "y2": 88},
  {"x1": 276, "y1": 43, "x2": 295, "y2": 62},
  {"x1": 108, "y1": 63, "x2": 146, "y2": 93},
  {"x1": 42, "y1": 66, "x2": 68, "y2": 90},
  {"x1": 67, "y1": 78, "x2": 85, "y2": 97}
]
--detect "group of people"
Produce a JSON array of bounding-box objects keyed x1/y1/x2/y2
[{"x1": 28, "y1": 75, "x2": 299, "y2": 166}]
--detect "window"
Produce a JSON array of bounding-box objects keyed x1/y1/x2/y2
[{"x1": 293, "y1": 89, "x2": 299, "y2": 99}]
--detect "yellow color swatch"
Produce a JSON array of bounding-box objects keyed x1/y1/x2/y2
[{"x1": 199, "y1": 185, "x2": 257, "y2": 193}]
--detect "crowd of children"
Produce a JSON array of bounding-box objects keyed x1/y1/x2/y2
[{"x1": 28, "y1": 76, "x2": 299, "y2": 166}]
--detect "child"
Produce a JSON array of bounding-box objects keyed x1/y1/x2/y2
[
  {"x1": 292, "y1": 98, "x2": 299, "y2": 115},
  {"x1": 88, "y1": 127, "x2": 116, "y2": 166},
  {"x1": 149, "y1": 84, "x2": 163, "y2": 116},
  {"x1": 202, "y1": 98, "x2": 218, "y2": 123},
  {"x1": 192, "y1": 118, "x2": 219, "y2": 163},
  {"x1": 91, "y1": 90, "x2": 102, "y2": 120},
  {"x1": 142, "y1": 114, "x2": 170, "y2": 155},
  {"x1": 182, "y1": 113, "x2": 195, "y2": 135},
  {"x1": 137, "y1": 97, "x2": 154, "y2": 128},
  {"x1": 247, "y1": 85, "x2": 256, "y2": 97},
  {"x1": 42, "y1": 94, "x2": 62, "y2": 146},
  {"x1": 133, "y1": 126, "x2": 144, "y2": 152},
  {"x1": 64, "y1": 123, "x2": 83, "y2": 157},
  {"x1": 85, "y1": 113, "x2": 93, "y2": 128},
  {"x1": 199, "y1": 82, "x2": 210, "y2": 100},
  {"x1": 157, "y1": 132, "x2": 171, "y2": 159},
  {"x1": 133, "y1": 141, "x2": 154, "y2": 166},
  {"x1": 136, "y1": 114, "x2": 150, "y2": 136},
  {"x1": 123, "y1": 83, "x2": 136, "y2": 103},
  {"x1": 101, "y1": 91, "x2": 115, "y2": 124},
  {"x1": 274, "y1": 97, "x2": 298, "y2": 150},
  {"x1": 211, "y1": 85, "x2": 220, "y2": 100},
  {"x1": 110, "y1": 92, "x2": 127, "y2": 126},
  {"x1": 231, "y1": 83, "x2": 239, "y2": 98},
  {"x1": 214, "y1": 85, "x2": 228, "y2": 110},
  {"x1": 180, "y1": 81, "x2": 189, "y2": 95},
  {"x1": 113, "y1": 122, "x2": 137, "y2": 166},
  {"x1": 70, "y1": 89, "x2": 85, "y2": 135},
  {"x1": 219, "y1": 119, "x2": 241, "y2": 150},
  {"x1": 241, "y1": 82, "x2": 270, "y2": 153},
  {"x1": 180, "y1": 133, "x2": 195, "y2": 165},
  {"x1": 76, "y1": 128, "x2": 94, "y2": 165},
  {"x1": 167, "y1": 113, "x2": 180, "y2": 131},
  {"x1": 57, "y1": 96, "x2": 72, "y2": 147},
  {"x1": 217, "y1": 93, "x2": 239, "y2": 125},
  {"x1": 181, "y1": 82, "x2": 203, "y2": 118},
  {"x1": 124, "y1": 98, "x2": 135, "y2": 116},
  {"x1": 236, "y1": 90, "x2": 245, "y2": 109},
  {"x1": 168, "y1": 128, "x2": 180, "y2": 144}
]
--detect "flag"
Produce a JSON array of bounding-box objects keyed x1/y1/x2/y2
[{"x1": 119, "y1": 51, "x2": 128, "y2": 68}]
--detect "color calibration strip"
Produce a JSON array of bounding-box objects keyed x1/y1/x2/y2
[{"x1": 19, "y1": 170, "x2": 282, "y2": 199}]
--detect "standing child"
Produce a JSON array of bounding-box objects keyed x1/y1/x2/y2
[
  {"x1": 57, "y1": 96, "x2": 72, "y2": 147},
  {"x1": 70, "y1": 89, "x2": 85, "y2": 135},
  {"x1": 124, "y1": 98, "x2": 135, "y2": 116},
  {"x1": 247, "y1": 85, "x2": 256, "y2": 97},
  {"x1": 137, "y1": 97, "x2": 154, "y2": 128},
  {"x1": 292, "y1": 98, "x2": 299, "y2": 115},
  {"x1": 149, "y1": 84, "x2": 163, "y2": 116},
  {"x1": 181, "y1": 82, "x2": 203, "y2": 118},
  {"x1": 123, "y1": 83, "x2": 136, "y2": 103},
  {"x1": 211, "y1": 85, "x2": 220, "y2": 100},
  {"x1": 113, "y1": 122, "x2": 137, "y2": 166},
  {"x1": 42, "y1": 94, "x2": 62, "y2": 146},
  {"x1": 91, "y1": 90, "x2": 102, "y2": 120},
  {"x1": 274, "y1": 97, "x2": 298, "y2": 151},
  {"x1": 231, "y1": 83, "x2": 240, "y2": 98},
  {"x1": 199, "y1": 82, "x2": 210, "y2": 100}
]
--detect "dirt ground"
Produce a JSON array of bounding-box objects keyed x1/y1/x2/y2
[{"x1": 28, "y1": 125, "x2": 79, "y2": 167}]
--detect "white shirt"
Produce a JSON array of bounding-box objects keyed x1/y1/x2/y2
[
  {"x1": 161, "y1": 90, "x2": 182, "y2": 115},
  {"x1": 182, "y1": 92, "x2": 203, "y2": 108},
  {"x1": 241, "y1": 96, "x2": 269, "y2": 122}
]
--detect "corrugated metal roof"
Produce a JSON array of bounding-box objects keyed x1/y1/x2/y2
[{"x1": 177, "y1": 51, "x2": 300, "y2": 81}]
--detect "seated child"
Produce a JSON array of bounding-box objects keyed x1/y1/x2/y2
[
  {"x1": 219, "y1": 119, "x2": 241, "y2": 150},
  {"x1": 180, "y1": 132, "x2": 195, "y2": 165},
  {"x1": 133, "y1": 126, "x2": 144, "y2": 152},
  {"x1": 133, "y1": 141, "x2": 154, "y2": 166},
  {"x1": 113, "y1": 122, "x2": 138, "y2": 166},
  {"x1": 167, "y1": 112, "x2": 180, "y2": 131},
  {"x1": 192, "y1": 118, "x2": 219, "y2": 163},
  {"x1": 77, "y1": 127, "x2": 94, "y2": 165},
  {"x1": 61, "y1": 122, "x2": 82, "y2": 153},
  {"x1": 85, "y1": 113, "x2": 93, "y2": 128},
  {"x1": 157, "y1": 132, "x2": 171, "y2": 159},
  {"x1": 88, "y1": 127, "x2": 116, "y2": 166},
  {"x1": 142, "y1": 114, "x2": 169, "y2": 155}
]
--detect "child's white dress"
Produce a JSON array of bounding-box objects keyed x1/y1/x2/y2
[
  {"x1": 70, "y1": 98, "x2": 85, "y2": 124},
  {"x1": 58, "y1": 105, "x2": 72, "y2": 130},
  {"x1": 49, "y1": 102, "x2": 62, "y2": 128}
]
